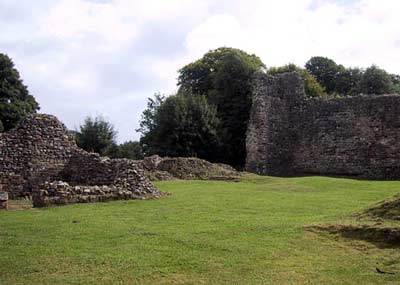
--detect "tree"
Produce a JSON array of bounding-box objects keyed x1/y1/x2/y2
[
  {"x1": 75, "y1": 115, "x2": 117, "y2": 156},
  {"x1": 177, "y1": 47, "x2": 265, "y2": 167},
  {"x1": 305, "y1": 56, "x2": 341, "y2": 94},
  {"x1": 267, "y1": 64, "x2": 326, "y2": 98},
  {"x1": 334, "y1": 67, "x2": 363, "y2": 95},
  {"x1": 0, "y1": 53, "x2": 39, "y2": 131},
  {"x1": 358, "y1": 65, "x2": 392, "y2": 95},
  {"x1": 138, "y1": 91, "x2": 220, "y2": 161},
  {"x1": 114, "y1": 141, "x2": 144, "y2": 160},
  {"x1": 390, "y1": 74, "x2": 400, "y2": 94},
  {"x1": 136, "y1": 93, "x2": 165, "y2": 136}
]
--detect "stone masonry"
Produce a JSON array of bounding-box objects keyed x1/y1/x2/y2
[
  {"x1": 246, "y1": 72, "x2": 400, "y2": 179},
  {"x1": 0, "y1": 114, "x2": 164, "y2": 206}
]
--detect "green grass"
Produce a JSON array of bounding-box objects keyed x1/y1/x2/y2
[{"x1": 1, "y1": 174, "x2": 400, "y2": 284}]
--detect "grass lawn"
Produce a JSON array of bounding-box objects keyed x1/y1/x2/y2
[{"x1": 1, "y1": 174, "x2": 400, "y2": 284}]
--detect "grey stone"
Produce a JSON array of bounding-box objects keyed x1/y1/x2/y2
[{"x1": 246, "y1": 72, "x2": 400, "y2": 179}]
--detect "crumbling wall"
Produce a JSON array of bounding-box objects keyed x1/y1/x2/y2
[
  {"x1": 246, "y1": 72, "x2": 400, "y2": 179},
  {"x1": 0, "y1": 114, "x2": 163, "y2": 205}
]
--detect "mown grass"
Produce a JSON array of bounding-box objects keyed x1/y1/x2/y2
[{"x1": 1, "y1": 174, "x2": 400, "y2": 284}]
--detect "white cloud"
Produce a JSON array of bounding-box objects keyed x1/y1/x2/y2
[{"x1": 183, "y1": 0, "x2": 400, "y2": 73}]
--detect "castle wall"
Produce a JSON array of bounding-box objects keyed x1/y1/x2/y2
[
  {"x1": 246, "y1": 72, "x2": 400, "y2": 179},
  {"x1": 0, "y1": 114, "x2": 162, "y2": 204}
]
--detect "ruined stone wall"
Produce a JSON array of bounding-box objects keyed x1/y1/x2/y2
[
  {"x1": 246, "y1": 72, "x2": 400, "y2": 179},
  {"x1": 0, "y1": 114, "x2": 162, "y2": 204},
  {"x1": 0, "y1": 115, "x2": 78, "y2": 198}
]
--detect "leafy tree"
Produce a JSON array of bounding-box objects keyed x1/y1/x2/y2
[
  {"x1": 390, "y1": 74, "x2": 400, "y2": 93},
  {"x1": 114, "y1": 141, "x2": 144, "y2": 160},
  {"x1": 178, "y1": 47, "x2": 265, "y2": 167},
  {"x1": 139, "y1": 91, "x2": 220, "y2": 161},
  {"x1": 334, "y1": 67, "x2": 363, "y2": 95},
  {"x1": 0, "y1": 53, "x2": 39, "y2": 131},
  {"x1": 267, "y1": 64, "x2": 326, "y2": 98},
  {"x1": 137, "y1": 93, "x2": 165, "y2": 136},
  {"x1": 357, "y1": 65, "x2": 392, "y2": 95},
  {"x1": 305, "y1": 56, "x2": 341, "y2": 94},
  {"x1": 75, "y1": 115, "x2": 117, "y2": 156}
]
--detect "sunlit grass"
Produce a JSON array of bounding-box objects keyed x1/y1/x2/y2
[{"x1": 1, "y1": 174, "x2": 400, "y2": 284}]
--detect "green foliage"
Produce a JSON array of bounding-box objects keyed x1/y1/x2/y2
[
  {"x1": 113, "y1": 141, "x2": 144, "y2": 160},
  {"x1": 390, "y1": 74, "x2": 400, "y2": 93},
  {"x1": 2, "y1": 176, "x2": 400, "y2": 284},
  {"x1": 334, "y1": 66, "x2": 363, "y2": 95},
  {"x1": 0, "y1": 120, "x2": 3, "y2": 132},
  {"x1": 75, "y1": 115, "x2": 117, "y2": 156},
  {"x1": 139, "y1": 91, "x2": 220, "y2": 161},
  {"x1": 305, "y1": 56, "x2": 340, "y2": 94},
  {"x1": 0, "y1": 53, "x2": 39, "y2": 131},
  {"x1": 178, "y1": 47, "x2": 265, "y2": 166},
  {"x1": 305, "y1": 57, "x2": 399, "y2": 96},
  {"x1": 357, "y1": 65, "x2": 393, "y2": 95},
  {"x1": 267, "y1": 64, "x2": 326, "y2": 98},
  {"x1": 137, "y1": 93, "x2": 165, "y2": 136}
]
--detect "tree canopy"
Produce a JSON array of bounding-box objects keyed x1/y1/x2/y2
[
  {"x1": 358, "y1": 65, "x2": 392, "y2": 95},
  {"x1": 113, "y1": 141, "x2": 144, "y2": 160},
  {"x1": 305, "y1": 56, "x2": 339, "y2": 94},
  {"x1": 177, "y1": 47, "x2": 265, "y2": 166},
  {"x1": 138, "y1": 91, "x2": 220, "y2": 161},
  {"x1": 75, "y1": 115, "x2": 117, "y2": 156},
  {"x1": 305, "y1": 56, "x2": 398, "y2": 96},
  {"x1": 0, "y1": 53, "x2": 39, "y2": 131}
]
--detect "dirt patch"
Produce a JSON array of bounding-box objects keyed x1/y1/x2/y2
[
  {"x1": 359, "y1": 195, "x2": 400, "y2": 221},
  {"x1": 6, "y1": 200, "x2": 33, "y2": 210},
  {"x1": 307, "y1": 224, "x2": 400, "y2": 248}
]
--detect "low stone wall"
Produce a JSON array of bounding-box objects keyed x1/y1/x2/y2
[{"x1": 33, "y1": 181, "x2": 165, "y2": 207}]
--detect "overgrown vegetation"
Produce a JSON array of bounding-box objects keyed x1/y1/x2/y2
[{"x1": 1, "y1": 175, "x2": 400, "y2": 284}]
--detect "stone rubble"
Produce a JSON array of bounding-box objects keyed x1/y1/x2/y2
[{"x1": 137, "y1": 155, "x2": 240, "y2": 181}]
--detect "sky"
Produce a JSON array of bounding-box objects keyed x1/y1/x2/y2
[{"x1": 1, "y1": 0, "x2": 399, "y2": 142}]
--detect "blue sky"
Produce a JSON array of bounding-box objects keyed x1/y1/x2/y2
[{"x1": 1, "y1": 0, "x2": 399, "y2": 142}]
